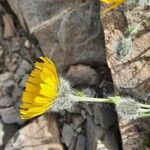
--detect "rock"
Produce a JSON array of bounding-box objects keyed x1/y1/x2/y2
[
  {"x1": 19, "y1": 74, "x2": 29, "y2": 88},
  {"x1": 66, "y1": 65, "x2": 100, "y2": 86},
  {"x1": 75, "y1": 134, "x2": 86, "y2": 150},
  {"x1": 24, "y1": 40, "x2": 31, "y2": 49},
  {"x1": 103, "y1": 128, "x2": 121, "y2": 150},
  {"x1": 8, "y1": 0, "x2": 106, "y2": 72},
  {"x1": 5, "y1": 114, "x2": 63, "y2": 150},
  {"x1": 0, "y1": 106, "x2": 23, "y2": 124},
  {"x1": 11, "y1": 36, "x2": 21, "y2": 52},
  {"x1": 102, "y1": 2, "x2": 150, "y2": 149},
  {"x1": 0, "y1": 120, "x2": 19, "y2": 149},
  {"x1": 1, "y1": 79, "x2": 15, "y2": 96},
  {"x1": 0, "y1": 45, "x2": 3, "y2": 58},
  {"x1": 5, "y1": 54, "x2": 19, "y2": 72},
  {"x1": 2, "y1": 14, "x2": 16, "y2": 39},
  {"x1": 61, "y1": 123, "x2": 74, "y2": 147},
  {"x1": 68, "y1": 137, "x2": 77, "y2": 150},
  {"x1": 93, "y1": 104, "x2": 117, "y2": 128},
  {"x1": 86, "y1": 116, "x2": 104, "y2": 150},
  {"x1": 0, "y1": 96, "x2": 15, "y2": 107},
  {"x1": 0, "y1": 120, "x2": 4, "y2": 146},
  {"x1": 0, "y1": 72, "x2": 12, "y2": 87},
  {"x1": 71, "y1": 114, "x2": 85, "y2": 129},
  {"x1": 15, "y1": 60, "x2": 32, "y2": 80}
]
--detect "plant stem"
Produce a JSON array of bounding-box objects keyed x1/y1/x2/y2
[{"x1": 70, "y1": 95, "x2": 121, "y2": 104}]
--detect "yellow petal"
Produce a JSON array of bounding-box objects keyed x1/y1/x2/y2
[{"x1": 20, "y1": 56, "x2": 59, "y2": 120}]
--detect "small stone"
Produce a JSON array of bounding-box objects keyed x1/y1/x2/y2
[
  {"x1": 75, "y1": 135, "x2": 86, "y2": 150},
  {"x1": 86, "y1": 116, "x2": 104, "y2": 150},
  {"x1": 103, "y1": 128, "x2": 120, "y2": 150},
  {"x1": 68, "y1": 137, "x2": 77, "y2": 150},
  {"x1": 0, "y1": 120, "x2": 4, "y2": 146},
  {"x1": 61, "y1": 123, "x2": 74, "y2": 147},
  {"x1": 19, "y1": 74, "x2": 29, "y2": 88},
  {"x1": 16, "y1": 60, "x2": 32, "y2": 79},
  {"x1": 0, "y1": 46, "x2": 3, "y2": 58},
  {"x1": 0, "y1": 72, "x2": 11, "y2": 87},
  {"x1": 0, "y1": 96, "x2": 15, "y2": 107},
  {"x1": 66, "y1": 65, "x2": 100, "y2": 86},
  {"x1": 11, "y1": 36, "x2": 21, "y2": 52},
  {"x1": 71, "y1": 114, "x2": 84, "y2": 129},
  {"x1": 1, "y1": 79, "x2": 15, "y2": 96},
  {"x1": 24, "y1": 40, "x2": 31, "y2": 49},
  {"x1": 0, "y1": 106, "x2": 23, "y2": 124},
  {"x1": 95, "y1": 104, "x2": 118, "y2": 130},
  {"x1": 2, "y1": 14, "x2": 16, "y2": 39}
]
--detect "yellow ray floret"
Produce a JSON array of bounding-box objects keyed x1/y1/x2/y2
[
  {"x1": 100, "y1": 0, "x2": 125, "y2": 14},
  {"x1": 20, "y1": 56, "x2": 59, "y2": 120}
]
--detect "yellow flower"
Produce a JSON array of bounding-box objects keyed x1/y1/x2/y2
[
  {"x1": 20, "y1": 56, "x2": 59, "y2": 120},
  {"x1": 101, "y1": 0, "x2": 125, "y2": 14}
]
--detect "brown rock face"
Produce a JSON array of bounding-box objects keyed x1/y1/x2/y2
[
  {"x1": 102, "y1": 2, "x2": 150, "y2": 149},
  {"x1": 5, "y1": 114, "x2": 63, "y2": 150}
]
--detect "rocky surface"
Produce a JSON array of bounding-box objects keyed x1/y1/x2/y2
[
  {"x1": 102, "y1": 1, "x2": 150, "y2": 149},
  {"x1": 0, "y1": 0, "x2": 149, "y2": 149},
  {"x1": 5, "y1": 114, "x2": 63, "y2": 150}
]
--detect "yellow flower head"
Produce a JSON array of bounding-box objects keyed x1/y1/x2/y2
[
  {"x1": 20, "y1": 56, "x2": 59, "y2": 120},
  {"x1": 101, "y1": 0, "x2": 125, "y2": 14}
]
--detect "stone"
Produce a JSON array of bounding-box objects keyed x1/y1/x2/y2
[
  {"x1": 71, "y1": 114, "x2": 85, "y2": 129},
  {"x1": 0, "y1": 106, "x2": 23, "y2": 124},
  {"x1": 61, "y1": 123, "x2": 74, "y2": 147},
  {"x1": 2, "y1": 14, "x2": 16, "y2": 39},
  {"x1": 68, "y1": 137, "x2": 77, "y2": 150},
  {"x1": 24, "y1": 40, "x2": 31, "y2": 49},
  {"x1": 1, "y1": 79, "x2": 15, "y2": 96},
  {"x1": 75, "y1": 134, "x2": 86, "y2": 150},
  {"x1": 8, "y1": 0, "x2": 106, "y2": 72},
  {"x1": 5, "y1": 114, "x2": 63, "y2": 150},
  {"x1": 93, "y1": 104, "x2": 117, "y2": 128},
  {"x1": 0, "y1": 45, "x2": 3, "y2": 58},
  {"x1": 0, "y1": 120, "x2": 19, "y2": 149},
  {"x1": 0, "y1": 96, "x2": 15, "y2": 107},
  {"x1": 66, "y1": 65, "x2": 100, "y2": 86},
  {"x1": 0, "y1": 120, "x2": 4, "y2": 146},
  {"x1": 19, "y1": 74, "x2": 29, "y2": 88},
  {"x1": 103, "y1": 128, "x2": 121, "y2": 150},
  {"x1": 86, "y1": 116, "x2": 104, "y2": 150},
  {"x1": 15, "y1": 60, "x2": 32, "y2": 80},
  {"x1": 102, "y1": 2, "x2": 150, "y2": 149},
  {"x1": 11, "y1": 36, "x2": 21, "y2": 52},
  {"x1": 0, "y1": 72, "x2": 12, "y2": 87}
]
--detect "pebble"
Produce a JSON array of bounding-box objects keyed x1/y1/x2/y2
[{"x1": 61, "y1": 123, "x2": 74, "y2": 147}]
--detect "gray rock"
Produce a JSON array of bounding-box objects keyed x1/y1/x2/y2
[
  {"x1": 16, "y1": 60, "x2": 32, "y2": 79},
  {"x1": 94, "y1": 104, "x2": 118, "y2": 130},
  {"x1": 19, "y1": 74, "x2": 29, "y2": 88},
  {"x1": 0, "y1": 106, "x2": 23, "y2": 124},
  {"x1": 0, "y1": 72, "x2": 12, "y2": 87},
  {"x1": 11, "y1": 36, "x2": 21, "y2": 52},
  {"x1": 0, "y1": 120, "x2": 19, "y2": 149},
  {"x1": 66, "y1": 65, "x2": 100, "y2": 86},
  {"x1": 103, "y1": 128, "x2": 120, "y2": 150},
  {"x1": 75, "y1": 134, "x2": 86, "y2": 150},
  {"x1": 61, "y1": 123, "x2": 74, "y2": 147},
  {"x1": 8, "y1": 0, "x2": 106, "y2": 72},
  {"x1": 0, "y1": 120, "x2": 4, "y2": 146},
  {"x1": 86, "y1": 116, "x2": 104, "y2": 150},
  {"x1": 1, "y1": 79, "x2": 15, "y2": 96},
  {"x1": 68, "y1": 137, "x2": 77, "y2": 150},
  {"x1": 71, "y1": 114, "x2": 85, "y2": 129},
  {"x1": 0, "y1": 96, "x2": 15, "y2": 107}
]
